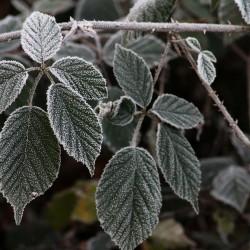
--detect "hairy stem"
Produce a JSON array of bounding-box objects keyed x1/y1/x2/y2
[
  {"x1": 1, "y1": 21, "x2": 250, "y2": 42},
  {"x1": 131, "y1": 111, "x2": 146, "y2": 147},
  {"x1": 28, "y1": 71, "x2": 43, "y2": 106},
  {"x1": 172, "y1": 34, "x2": 250, "y2": 149}
]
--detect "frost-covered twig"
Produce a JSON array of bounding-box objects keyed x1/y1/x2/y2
[{"x1": 0, "y1": 21, "x2": 250, "y2": 42}]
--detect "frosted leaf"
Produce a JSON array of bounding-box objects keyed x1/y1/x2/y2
[
  {"x1": 197, "y1": 51, "x2": 216, "y2": 85},
  {"x1": 108, "y1": 96, "x2": 136, "y2": 126},
  {"x1": 114, "y1": 44, "x2": 153, "y2": 108},
  {"x1": 0, "y1": 60, "x2": 28, "y2": 114},
  {"x1": 186, "y1": 37, "x2": 201, "y2": 52},
  {"x1": 202, "y1": 50, "x2": 217, "y2": 63},
  {"x1": 50, "y1": 57, "x2": 107, "y2": 100},
  {"x1": 211, "y1": 166, "x2": 250, "y2": 212},
  {"x1": 96, "y1": 147, "x2": 162, "y2": 250},
  {"x1": 53, "y1": 42, "x2": 96, "y2": 62},
  {"x1": 122, "y1": 0, "x2": 176, "y2": 43},
  {"x1": 151, "y1": 94, "x2": 204, "y2": 129},
  {"x1": 234, "y1": 0, "x2": 250, "y2": 24},
  {"x1": 47, "y1": 84, "x2": 102, "y2": 175},
  {"x1": 21, "y1": 11, "x2": 62, "y2": 63},
  {"x1": 0, "y1": 106, "x2": 60, "y2": 225},
  {"x1": 103, "y1": 33, "x2": 167, "y2": 68},
  {"x1": 0, "y1": 16, "x2": 21, "y2": 53},
  {"x1": 156, "y1": 124, "x2": 201, "y2": 213}
]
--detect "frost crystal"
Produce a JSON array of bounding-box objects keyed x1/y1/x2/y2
[{"x1": 21, "y1": 11, "x2": 62, "y2": 63}]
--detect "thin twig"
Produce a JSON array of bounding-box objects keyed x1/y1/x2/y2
[
  {"x1": 153, "y1": 40, "x2": 171, "y2": 85},
  {"x1": 28, "y1": 71, "x2": 43, "y2": 106},
  {"x1": 1, "y1": 21, "x2": 250, "y2": 42},
  {"x1": 131, "y1": 111, "x2": 146, "y2": 147},
  {"x1": 172, "y1": 34, "x2": 250, "y2": 149},
  {"x1": 45, "y1": 71, "x2": 55, "y2": 84}
]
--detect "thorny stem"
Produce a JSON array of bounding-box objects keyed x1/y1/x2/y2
[
  {"x1": 172, "y1": 34, "x2": 250, "y2": 149},
  {"x1": 131, "y1": 111, "x2": 146, "y2": 148},
  {"x1": 0, "y1": 21, "x2": 250, "y2": 42},
  {"x1": 153, "y1": 40, "x2": 171, "y2": 85},
  {"x1": 28, "y1": 71, "x2": 43, "y2": 106}
]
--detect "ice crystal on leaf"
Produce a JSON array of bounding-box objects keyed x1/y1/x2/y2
[
  {"x1": 0, "y1": 60, "x2": 28, "y2": 114},
  {"x1": 21, "y1": 11, "x2": 62, "y2": 63},
  {"x1": 156, "y1": 123, "x2": 201, "y2": 213},
  {"x1": 234, "y1": 0, "x2": 250, "y2": 24},
  {"x1": 49, "y1": 56, "x2": 107, "y2": 100},
  {"x1": 0, "y1": 107, "x2": 60, "y2": 225},
  {"x1": 96, "y1": 147, "x2": 161, "y2": 250},
  {"x1": 151, "y1": 94, "x2": 204, "y2": 129},
  {"x1": 47, "y1": 84, "x2": 102, "y2": 176},
  {"x1": 114, "y1": 44, "x2": 153, "y2": 108}
]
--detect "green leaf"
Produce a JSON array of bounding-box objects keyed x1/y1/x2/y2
[
  {"x1": 211, "y1": 166, "x2": 250, "y2": 212},
  {"x1": 75, "y1": 0, "x2": 123, "y2": 21},
  {"x1": 47, "y1": 84, "x2": 102, "y2": 176},
  {"x1": 186, "y1": 37, "x2": 201, "y2": 52},
  {"x1": 151, "y1": 94, "x2": 204, "y2": 129},
  {"x1": 122, "y1": 0, "x2": 176, "y2": 43},
  {"x1": 108, "y1": 96, "x2": 136, "y2": 126},
  {"x1": 96, "y1": 147, "x2": 161, "y2": 250},
  {"x1": 0, "y1": 106, "x2": 60, "y2": 225},
  {"x1": 103, "y1": 33, "x2": 167, "y2": 68},
  {"x1": 114, "y1": 44, "x2": 153, "y2": 108},
  {"x1": 0, "y1": 16, "x2": 21, "y2": 53},
  {"x1": 0, "y1": 61, "x2": 28, "y2": 114},
  {"x1": 54, "y1": 42, "x2": 96, "y2": 62},
  {"x1": 233, "y1": 0, "x2": 250, "y2": 24},
  {"x1": 46, "y1": 189, "x2": 78, "y2": 230},
  {"x1": 50, "y1": 56, "x2": 107, "y2": 100},
  {"x1": 33, "y1": 0, "x2": 74, "y2": 15},
  {"x1": 197, "y1": 51, "x2": 216, "y2": 85},
  {"x1": 21, "y1": 11, "x2": 62, "y2": 63},
  {"x1": 156, "y1": 123, "x2": 201, "y2": 213}
]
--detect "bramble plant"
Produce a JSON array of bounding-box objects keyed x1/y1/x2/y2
[{"x1": 1, "y1": 0, "x2": 250, "y2": 249}]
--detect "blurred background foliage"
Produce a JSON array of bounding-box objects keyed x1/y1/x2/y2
[{"x1": 0, "y1": 0, "x2": 250, "y2": 249}]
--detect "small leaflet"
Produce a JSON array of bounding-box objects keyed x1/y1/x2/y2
[
  {"x1": 113, "y1": 44, "x2": 153, "y2": 108},
  {"x1": 47, "y1": 84, "x2": 102, "y2": 175},
  {"x1": 0, "y1": 106, "x2": 60, "y2": 225},
  {"x1": 151, "y1": 94, "x2": 204, "y2": 129},
  {"x1": 49, "y1": 56, "x2": 107, "y2": 100},
  {"x1": 211, "y1": 166, "x2": 250, "y2": 212},
  {"x1": 0, "y1": 60, "x2": 28, "y2": 114},
  {"x1": 202, "y1": 50, "x2": 217, "y2": 62},
  {"x1": 197, "y1": 51, "x2": 216, "y2": 85},
  {"x1": 234, "y1": 0, "x2": 250, "y2": 24},
  {"x1": 156, "y1": 123, "x2": 201, "y2": 213},
  {"x1": 108, "y1": 96, "x2": 136, "y2": 126},
  {"x1": 186, "y1": 37, "x2": 201, "y2": 52},
  {"x1": 21, "y1": 11, "x2": 62, "y2": 63},
  {"x1": 96, "y1": 147, "x2": 162, "y2": 250}
]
